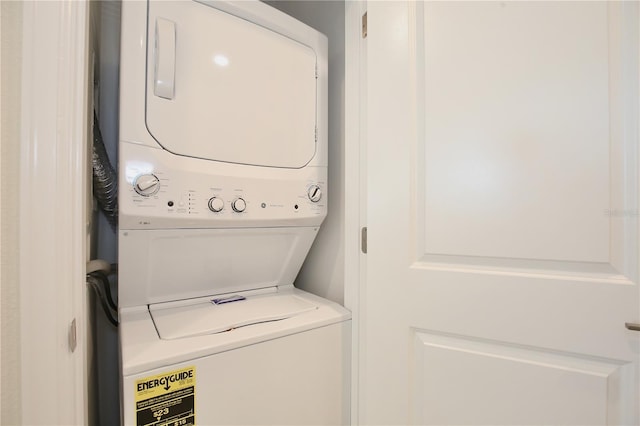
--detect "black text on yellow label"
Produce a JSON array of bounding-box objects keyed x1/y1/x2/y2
[{"x1": 135, "y1": 366, "x2": 195, "y2": 426}]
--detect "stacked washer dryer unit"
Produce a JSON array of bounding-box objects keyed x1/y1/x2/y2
[{"x1": 118, "y1": 1, "x2": 351, "y2": 425}]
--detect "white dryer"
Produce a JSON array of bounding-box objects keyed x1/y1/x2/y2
[{"x1": 117, "y1": 1, "x2": 351, "y2": 425}]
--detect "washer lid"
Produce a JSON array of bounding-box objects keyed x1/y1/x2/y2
[
  {"x1": 150, "y1": 291, "x2": 318, "y2": 340},
  {"x1": 146, "y1": 1, "x2": 318, "y2": 168}
]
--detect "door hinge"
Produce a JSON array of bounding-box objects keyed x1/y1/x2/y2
[
  {"x1": 362, "y1": 12, "x2": 367, "y2": 39},
  {"x1": 69, "y1": 318, "x2": 77, "y2": 353},
  {"x1": 361, "y1": 226, "x2": 367, "y2": 254}
]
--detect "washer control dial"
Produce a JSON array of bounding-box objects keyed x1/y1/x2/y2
[
  {"x1": 232, "y1": 198, "x2": 246, "y2": 213},
  {"x1": 308, "y1": 185, "x2": 322, "y2": 203},
  {"x1": 133, "y1": 174, "x2": 160, "y2": 197},
  {"x1": 208, "y1": 197, "x2": 225, "y2": 212}
]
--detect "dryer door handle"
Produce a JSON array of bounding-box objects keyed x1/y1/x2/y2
[{"x1": 154, "y1": 18, "x2": 176, "y2": 100}]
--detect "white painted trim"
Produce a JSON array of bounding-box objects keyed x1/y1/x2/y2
[
  {"x1": 19, "y1": 1, "x2": 89, "y2": 424},
  {"x1": 0, "y1": 0, "x2": 4, "y2": 414},
  {"x1": 344, "y1": 1, "x2": 366, "y2": 424}
]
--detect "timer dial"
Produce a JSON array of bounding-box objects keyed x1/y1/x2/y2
[
  {"x1": 133, "y1": 174, "x2": 160, "y2": 197},
  {"x1": 308, "y1": 185, "x2": 322, "y2": 203}
]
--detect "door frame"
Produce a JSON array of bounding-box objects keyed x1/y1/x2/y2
[
  {"x1": 18, "y1": 1, "x2": 89, "y2": 423},
  {"x1": 344, "y1": 1, "x2": 367, "y2": 424}
]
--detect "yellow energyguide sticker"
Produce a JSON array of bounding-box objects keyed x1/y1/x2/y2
[{"x1": 134, "y1": 366, "x2": 196, "y2": 426}]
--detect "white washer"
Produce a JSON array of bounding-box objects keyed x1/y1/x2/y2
[{"x1": 118, "y1": 1, "x2": 351, "y2": 425}]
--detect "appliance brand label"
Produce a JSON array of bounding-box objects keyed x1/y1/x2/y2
[{"x1": 135, "y1": 366, "x2": 195, "y2": 426}]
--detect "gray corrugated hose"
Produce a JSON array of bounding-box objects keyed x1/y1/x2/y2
[{"x1": 92, "y1": 112, "x2": 118, "y2": 230}]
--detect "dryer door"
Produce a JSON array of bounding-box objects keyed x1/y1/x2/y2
[{"x1": 145, "y1": 1, "x2": 318, "y2": 168}]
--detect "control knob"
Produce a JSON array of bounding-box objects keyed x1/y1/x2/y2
[
  {"x1": 232, "y1": 198, "x2": 246, "y2": 213},
  {"x1": 208, "y1": 197, "x2": 224, "y2": 212},
  {"x1": 133, "y1": 174, "x2": 160, "y2": 197},
  {"x1": 308, "y1": 185, "x2": 322, "y2": 203}
]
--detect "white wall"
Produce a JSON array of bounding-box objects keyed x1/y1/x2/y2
[
  {"x1": 1, "y1": 1, "x2": 23, "y2": 423},
  {"x1": 265, "y1": 0, "x2": 347, "y2": 305}
]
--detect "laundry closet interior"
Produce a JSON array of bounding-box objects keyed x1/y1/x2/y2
[{"x1": 89, "y1": 1, "x2": 350, "y2": 424}]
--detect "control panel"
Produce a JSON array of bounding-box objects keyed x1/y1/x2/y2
[{"x1": 119, "y1": 144, "x2": 327, "y2": 230}]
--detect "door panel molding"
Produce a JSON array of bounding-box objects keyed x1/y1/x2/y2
[
  {"x1": 608, "y1": 1, "x2": 640, "y2": 283},
  {"x1": 411, "y1": 255, "x2": 633, "y2": 285},
  {"x1": 410, "y1": 2, "x2": 640, "y2": 284},
  {"x1": 411, "y1": 329, "x2": 635, "y2": 425}
]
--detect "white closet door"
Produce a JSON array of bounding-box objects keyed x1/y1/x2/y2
[{"x1": 363, "y1": 2, "x2": 640, "y2": 424}]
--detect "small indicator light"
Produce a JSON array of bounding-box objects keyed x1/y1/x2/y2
[
  {"x1": 261, "y1": 203, "x2": 266, "y2": 208},
  {"x1": 294, "y1": 204, "x2": 299, "y2": 210},
  {"x1": 168, "y1": 201, "x2": 174, "y2": 207}
]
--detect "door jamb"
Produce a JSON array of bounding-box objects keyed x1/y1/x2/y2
[
  {"x1": 19, "y1": 1, "x2": 89, "y2": 424},
  {"x1": 344, "y1": 1, "x2": 367, "y2": 424}
]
